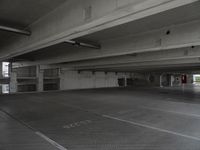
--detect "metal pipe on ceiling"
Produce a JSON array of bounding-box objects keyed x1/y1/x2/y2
[
  {"x1": 0, "y1": 25, "x2": 31, "y2": 36},
  {"x1": 65, "y1": 40, "x2": 101, "y2": 49}
]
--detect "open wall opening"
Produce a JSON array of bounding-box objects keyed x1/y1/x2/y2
[
  {"x1": 1, "y1": 62, "x2": 10, "y2": 94},
  {"x1": 43, "y1": 68, "x2": 60, "y2": 91},
  {"x1": 193, "y1": 74, "x2": 200, "y2": 85},
  {"x1": 2, "y1": 62, "x2": 9, "y2": 77}
]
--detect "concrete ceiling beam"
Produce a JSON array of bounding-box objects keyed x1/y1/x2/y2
[
  {"x1": 0, "y1": 0, "x2": 197, "y2": 61},
  {"x1": 75, "y1": 57, "x2": 200, "y2": 71},
  {"x1": 16, "y1": 20, "x2": 200, "y2": 65},
  {"x1": 58, "y1": 46, "x2": 200, "y2": 68}
]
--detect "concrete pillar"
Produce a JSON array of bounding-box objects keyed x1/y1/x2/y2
[
  {"x1": 0, "y1": 61, "x2": 2, "y2": 93},
  {"x1": 160, "y1": 74, "x2": 163, "y2": 88},
  {"x1": 187, "y1": 74, "x2": 193, "y2": 84},
  {"x1": 37, "y1": 66, "x2": 44, "y2": 92},
  {"x1": 59, "y1": 70, "x2": 64, "y2": 90},
  {"x1": 9, "y1": 63, "x2": 17, "y2": 93},
  {"x1": 0, "y1": 62, "x2": 2, "y2": 78},
  {"x1": 124, "y1": 75, "x2": 127, "y2": 87},
  {"x1": 170, "y1": 75, "x2": 175, "y2": 87},
  {"x1": 10, "y1": 71, "x2": 17, "y2": 93},
  {"x1": 0, "y1": 62, "x2": 2, "y2": 94}
]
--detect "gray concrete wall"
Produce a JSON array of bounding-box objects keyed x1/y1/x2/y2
[
  {"x1": 59, "y1": 70, "x2": 130, "y2": 90},
  {"x1": 59, "y1": 70, "x2": 162, "y2": 90},
  {"x1": 13, "y1": 66, "x2": 36, "y2": 77},
  {"x1": 162, "y1": 74, "x2": 194, "y2": 87},
  {"x1": 130, "y1": 73, "x2": 161, "y2": 86},
  {"x1": 171, "y1": 74, "x2": 181, "y2": 86},
  {"x1": 9, "y1": 65, "x2": 196, "y2": 93}
]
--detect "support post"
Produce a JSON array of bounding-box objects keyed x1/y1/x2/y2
[
  {"x1": 160, "y1": 74, "x2": 163, "y2": 88},
  {"x1": 170, "y1": 75, "x2": 174, "y2": 87},
  {"x1": 0, "y1": 62, "x2": 2, "y2": 94},
  {"x1": 124, "y1": 75, "x2": 127, "y2": 87},
  {"x1": 37, "y1": 66, "x2": 44, "y2": 92},
  {"x1": 0, "y1": 62, "x2": 2, "y2": 78},
  {"x1": 59, "y1": 68, "x2": 64, "y2": 90},
  {"x1": 9, "y1": 69, "x2": 17, "y2": 93}
]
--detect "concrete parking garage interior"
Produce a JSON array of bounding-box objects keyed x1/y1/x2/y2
[{"x1": 1, "y1": 0, "x2": 200, "y2": 149}]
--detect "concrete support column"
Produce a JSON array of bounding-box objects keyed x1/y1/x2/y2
[
  {"x1": 10, "y1": 71, "x2": 17, "y2": 93},
  {"x1": 124, "y1": 75, "x2": 127, "y2": 87},
  {"x1": 160, "y1": 74, "x2": 163, "y2": 88},
  {"x1": 0, "y1": 62, "x2": 2, "y2": 78},
  {"x1": 9, "y1": 63, "x2": 17, "y2": 93},
  {"x1": 0, "y1": 62, "x2": 2, "y2": 93},
  {"x1": 187, "y1": 74, "x2": 194, "y2": 84},
  {"x1": 37, "y1": 66, "x2": 44, "y2": 92},
  {"x1": 170, "y1": 75, "x2": 174, "y2": 87},
  {"x1": 59, "y1": 69, "x2": 65, "y2": 90}
]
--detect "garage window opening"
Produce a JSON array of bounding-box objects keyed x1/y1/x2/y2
[
  {"x1": 193, "y1": 74, "x2": 200, "y2": 84},
  {"x1": 1, "y1": 62, "x2": 10, "y2": 94},
  {"x1": 2, "y1": 62, "x2": 9, "y2": 77}
]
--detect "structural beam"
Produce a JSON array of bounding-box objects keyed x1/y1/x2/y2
[
  {"x1": 56, "y1": 46, "x2": 200, "y2": 68},
  {"x1": 13, "y1": 45, "x2": 200, "y2": 69},
  {"x1": 75, "y1": 58, "x2": 200, "y2": 71},
  {"x1": 64, "y1": 20, "x2": 200, "y2": 62},
  {"x1": 0, "y1": 0, "x2": 198, "y2": 61},
  {"x1": 12, "y1": 19, "x2": 200, "y2": 66}
]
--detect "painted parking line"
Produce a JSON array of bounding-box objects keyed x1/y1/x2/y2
[
  {"x1": 103, "y1": 115, "x2": 200, "y2": 142},
  {"x1": 63, "y1": 120, "x2": 92, "y2": 129},
  {"x1": 36, "y1": 132, "x2": 68, "y2": 150},
  {"x1": 142, "y1": 106, "x2": 200, "y2": 118},
  {"x1": 0, "y1": 109, "x2": 68, "y2": 150}
]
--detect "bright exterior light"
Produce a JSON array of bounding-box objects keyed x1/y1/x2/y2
[
  {"x1": 193, "y1": 74, "x2": 200, "y2": 85},
  {"x1": 1, "y1": 62, "x2": 10, "y2": 94},
  {"x1": 2, "y1": 62, "x2": 9, "y2": 77}
]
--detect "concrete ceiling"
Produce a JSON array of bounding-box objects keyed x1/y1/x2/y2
[
  {"x1": 12, "y1": 43, "x2": 83, "y2": 61},
  {"x1": 0, "y1": 0, "x2": 67, "y2": 27},
  {"x1": 10, "y1": 1, "x2": 200, "y2": 73},
  {"x1": 13, "y1": 45, "x2": 200, "y2": 73},
  {"x1": 76, "y1": 1, "x2": 200, "y2": 42},
  {"x1": 0, "y1": 0, "x2": 67, "y2": 47},
  {"x1": 13, "y1": 1, "x2": 200, "y2": 62}
]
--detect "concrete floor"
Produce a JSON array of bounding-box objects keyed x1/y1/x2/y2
[{"x1": 1, "y1": 85, "x2": 200, "y2": 149}]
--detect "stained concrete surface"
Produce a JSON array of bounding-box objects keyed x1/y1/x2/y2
[
  {"x1": 1, "y1": 85, "x2": 200, "y2": 149},
  {"x1": 0, "y1": 111, "x2": 59, "y2": 150}
]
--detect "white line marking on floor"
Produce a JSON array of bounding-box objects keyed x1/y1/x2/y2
[
  {"x1": 103, "y1": 115, "x2": 200, "y2": 142},
  {"x1": 35, "y1": 132, "x2": 68, "y2": 150},
  {"x1": 0, "y1": 109, "x2": 68, "y2": 150},
  {"x1": 63, "y1": 120, "x2": 92, "y2": 129},
  {"x1": 142, "y1": 106, "x2": 200, "y2": 118}
]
